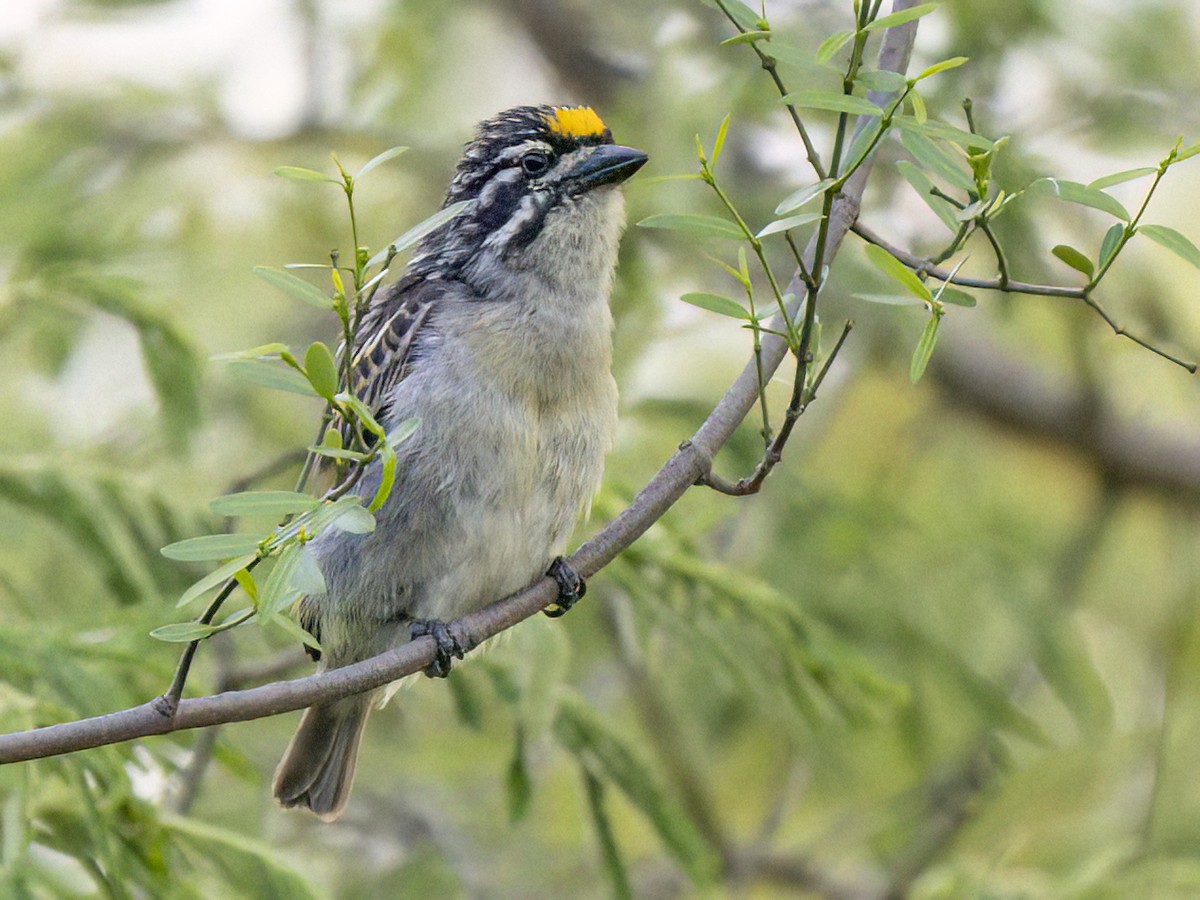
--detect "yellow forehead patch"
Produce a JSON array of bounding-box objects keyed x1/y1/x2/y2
[{"x1": 546, "y1": 106, "x2": 607, "y2": 139}]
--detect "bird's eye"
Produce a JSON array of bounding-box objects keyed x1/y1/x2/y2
[{"x1": 521, "y1": 150, "x2": 551, "y2": 177}]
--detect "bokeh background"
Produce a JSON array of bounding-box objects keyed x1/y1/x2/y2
[{"x1": 3, "y1": 0, "x2": 1200, "y2": 897}]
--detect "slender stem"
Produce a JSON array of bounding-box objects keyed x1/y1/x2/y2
[{"x1": 711, "y1": 0, "x2": 827, "y2": 178}]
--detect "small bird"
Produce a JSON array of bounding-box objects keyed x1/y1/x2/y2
[{"x1": 272, "y1": 105, "x2": 647, "y2": 820}]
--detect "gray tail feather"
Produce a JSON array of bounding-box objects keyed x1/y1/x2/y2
[{"x1": 273, "y1": 695, "x2": 372, "y2": 822}]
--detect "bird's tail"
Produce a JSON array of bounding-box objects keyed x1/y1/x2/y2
[{"x1": 272, "y1": 693, "x2": 373, "y2": 821}]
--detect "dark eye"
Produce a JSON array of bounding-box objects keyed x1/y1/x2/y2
[{"x1": 521, "y1": 150, "x2": 551, "y2": 177}]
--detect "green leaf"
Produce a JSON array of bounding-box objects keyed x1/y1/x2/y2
[
  {"x1": 680, "y1": 292, "x2": 751, "y2": 320},
  {"x1": 582, "y1": 768, "x2": 633, "y2": 900},
  {"x1": 756, "y1": 212, "x2": 823, "y2": 238},
  {"x1": 908, "y1": 90, "x2": 927, "y2": 124},
  {"x1": 1087, "y1": 167, "x2": 1157, "y2": 191},
  {"x1": 897, "y1": 116, "x2": 994, "y2": 150},
  {"x1": 710, "y1": 113, "x2": 731, "y2": 170},
  {"x1": 637, "y1": 214, "x2": 745, "y2": 240},
  {"x1": 211, "y1": 491, "x2": 320, "y2": 518},
  {"x1": 1052, "y1": 244, "x2": 1095, "y2": 278},
  {"x1": 387, "y1": 416, "x2": 421, "y2": 449},
  {"x1": 863, "y1": 243, "x2": 931, "y2": 300},
  {"x1": 162, "y1": 533, "x2": 264, "y2": 562},
  {"x1": 330, "y1": 504, "x2": 377, "y2": 535},
  {"x1": 937, "y1": 287, "x2": 977, "y2": 307},
  {"x1": 293, "y1": 545, "x2": 327, "y2": 595},
  {"x1": 863, "y1": 2, "x2": 938, "y2": 31},
  {"x1": 303, "y1": 341, "x2": 339, "y2": 401},
  {"x1": 896, "y1": 160, "x2": 959, "y2": 232},
  {"x1": 273, "y1": 165, "x2": 341, "y2": 184},
  {"x1": 1175, "y1": 141, "x2": 1200, "y2": 163},
  {"x1": 369, "y1": 442, "x2": 397, "y2": 512},
  {"x1": 258, "y1": 545, "x2": 303, "y2": 616},
  {"x1": 150, "y1": 621, "x2": 224, "y2": 643},
  {"x1": 815, "y1": 29, "x2": 853, "y2": 64},
  {"x1": 915, "y1": 56, "x2": 969, "y2": 81},
  {"x1": 175, "y1": 553, "x2": 258, "y2": 608},
  {"x1": 367, "y1": 199, "x2": 476, "y2": 268},
  {"x1": 554, "y1": 694, "x2": 720, "y2": 885},
  {"x1": 354, "y1": 145, "x2": 408, "y2": 180},
  {"x1": 306, "y1": 445, "x2": 368, "y2": 462},
  {"x1": 1099, "y1": 223, "x2": 1124, "y2": 269},
  {"x1": 910, "y1": 313, "x2": 941, "y2": 383},
  {"x1": 778, "y1": 90, "x2": 882, "y2": 117},
  {"x1": 706, "y1": 0, "x2": 760, "y2": 30},
  {"x1": 853, "y1": 292, "x2": 926, "y2": 306},
  {"x1": 506, "y1": 727, "x2": 533, "y2": 823},
  {"x1": 1031, "y1": 178, "x2": 1130, "y2": 221},
  {"x1": 260, "y1": 610, "x2": 322, "y2": 653},
  {"x1": 774, "y1": 177, "x2": 836, "y2": 216},
  {"x1": 900, "y1": 128, "x2": 974, "y2": 193},
  {"x1": 225, "y1": 359, "x2": 319, "y2": 397},
  {"x1": 212, "y1": 342, "x2": 290, "y2": 361},
  {"x1": 855, "y1": 68, "x2": 908, "y2": 93},
  {"x1": 1139, "y1": 224, "x2": 1200, "y2": 270},
  {"x1": 252, "y1": 266, "x2": 332, "y2": 309},
  {"x1": 719, "y1": 30, "x2": 771, "y2": 46}
]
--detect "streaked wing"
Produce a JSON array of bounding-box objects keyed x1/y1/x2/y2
[{"x1": 336, "y1": 274, "x2": 435, "y2": 445}]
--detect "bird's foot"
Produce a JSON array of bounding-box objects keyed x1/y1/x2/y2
[
  {"x1": 409, "y1": 619, "x2": 466, "y2": 678},
  {"x1": 543, "y1": 556, "x2": 587, "y2": 618}
]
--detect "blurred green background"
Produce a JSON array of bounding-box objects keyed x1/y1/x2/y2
[{"x1": 3, "y1": 0, "x2": 1200, "y2": 897}]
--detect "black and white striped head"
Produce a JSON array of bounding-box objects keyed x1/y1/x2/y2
[{"x1": 410, "y1": 105, "x2": 647, "y2": 283}]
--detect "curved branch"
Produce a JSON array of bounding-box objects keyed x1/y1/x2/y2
[{"x1": 0, "y1": 7, "x2": 921, "y2": 767}]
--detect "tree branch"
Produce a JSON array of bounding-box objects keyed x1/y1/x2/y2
[{"x1": 0, "y1": 4, "x2": 921, "y2": 767}]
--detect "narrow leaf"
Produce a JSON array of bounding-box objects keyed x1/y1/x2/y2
[
  {"x1": 211, "y1": 342, "x2": 290, "y2": 362},
  {"x1": 273, "y1": 165, "x2": 340, "y2": 184},
  {"x1": 937, "y1": 287, "x2": 977, "y2": 307},
  {"x1": 897, "y1": 116, "x2": 994, "y2": 151},
  {"x1": 387, "y1": 416, "x2": 421, "y2": 448},
  {"x1": 637, "y1": 214, "x2": 745, "y2": 240},
  {"x1": 294, "y1": 546, "x2": 327, "y2": 595},
  {"x1": 710, "y1": 114, "x2": 731, "y2": 170},
  {"x1": 853, "y1": 292, "x2": 926, "y2": 306},
  {"x1": 330, "y1": 504, "x2": 377, "y2": 534},
  {"x1": 915, "y1": 56, "x2": 969, "y2": 81},
  {"x1": 175, "y1": 553, "x2": 258, "y2": 608},
  {"x1": 896, "y1": 160, "x2": 959, "y2": 232},
  {"x1": 211, "y1": 491, "x2": 320, "y2": 518},
  {"x1": 910, "y1": 314, "x2": 941, "y2": 383},
  {"x1": 354, "y1": 145, "x2": 408, "y2": 180},
  {"x1": 680, "y1": 292, "x2": 751, "y2": 320},
  {"x1": 1052, "y1": 244, "x2": 1095, "y2": 278},
  {"x1": 1031, "y1": 178, "x2": 1130, "y2": 221},
  {"x1": 909, "y1": 90, "x2": 927, "y2": 124},
  {"x1": 260, "y1": 610, "x2": 323, "y2": 653},
  {"x1": 774, "y1": 177, "x2": 836, "y2": 216},
  {"x1": 863, "y1": 2, "x2": 938, "y2": 31},
  {"x1": 863, "y1": 243, "x2": 932, "y2": 300},
  {"x1": 720, "y1": 30, "x2": 771, "y2": 46},
  {"x1": 815, "y1": 30, "x2": 854, "y2": 64},
  {"x1": 778, "y1": 90, "x2": 882, "y2": 117},
  {"x1": 756, "y1": 212, "x2": 823, "y2": 238},
  {"x1": 366, "y1": 199, "x2": 475, "y2": 268},
  {"x1": 1139, "y1": 224, "x2": 1200, "y2": 270},
  {"x1": 225, "y1": 359, "x2": 319, "y2": 397},
  {"x1": 1087, "y1": 167, "x2": 1157, "y2": 191},
  {"x1": 855, "y1": 68, "x2": 908, "y2": 93},
  {"x1": 162, "y1": 533, "x2": 264, "y2": 562},
  {"x1": 900, "y1": 128, "x2": 975, "y2": 193},
  {"x1": 1098, "y1": 223, "x2": 1124, "y2": 269},
  {"x1": 150, "y1": 621, "x2": 225, "y2": 643},
  {"x1": 253, "y1": 266, "x2": 332, "y2": 310}
]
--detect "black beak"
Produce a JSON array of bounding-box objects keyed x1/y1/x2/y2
[{"x1": 572, "y1": 144, "x2": 648, "y2": 192}]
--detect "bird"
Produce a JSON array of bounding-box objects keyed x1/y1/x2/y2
[{"x1": 272, "y1": 105, "x2": 647, "y2": 821}]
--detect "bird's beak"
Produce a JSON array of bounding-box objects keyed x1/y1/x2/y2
[{"x1": 572, "y1": 144, "x2": 649, "y2": 192}]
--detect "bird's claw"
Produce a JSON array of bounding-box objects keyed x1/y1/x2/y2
[
  {"x1": 543, "y1": 556, "x2": 586, "y2": 618},
  {"x1": 410, "y1": 618, "x2": 466, "y2": 678}
]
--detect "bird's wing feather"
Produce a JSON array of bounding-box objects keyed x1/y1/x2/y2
[{"x1": 334, "y1": 274, "x2": 439, "y2": 444}]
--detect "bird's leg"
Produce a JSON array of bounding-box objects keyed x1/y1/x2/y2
[
  {"x1": 543, "y1": 556, "x2": 586, "y2": 618},
  {"x1": 409, "y1": 619, "x2": 467, "y2": 678}
]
